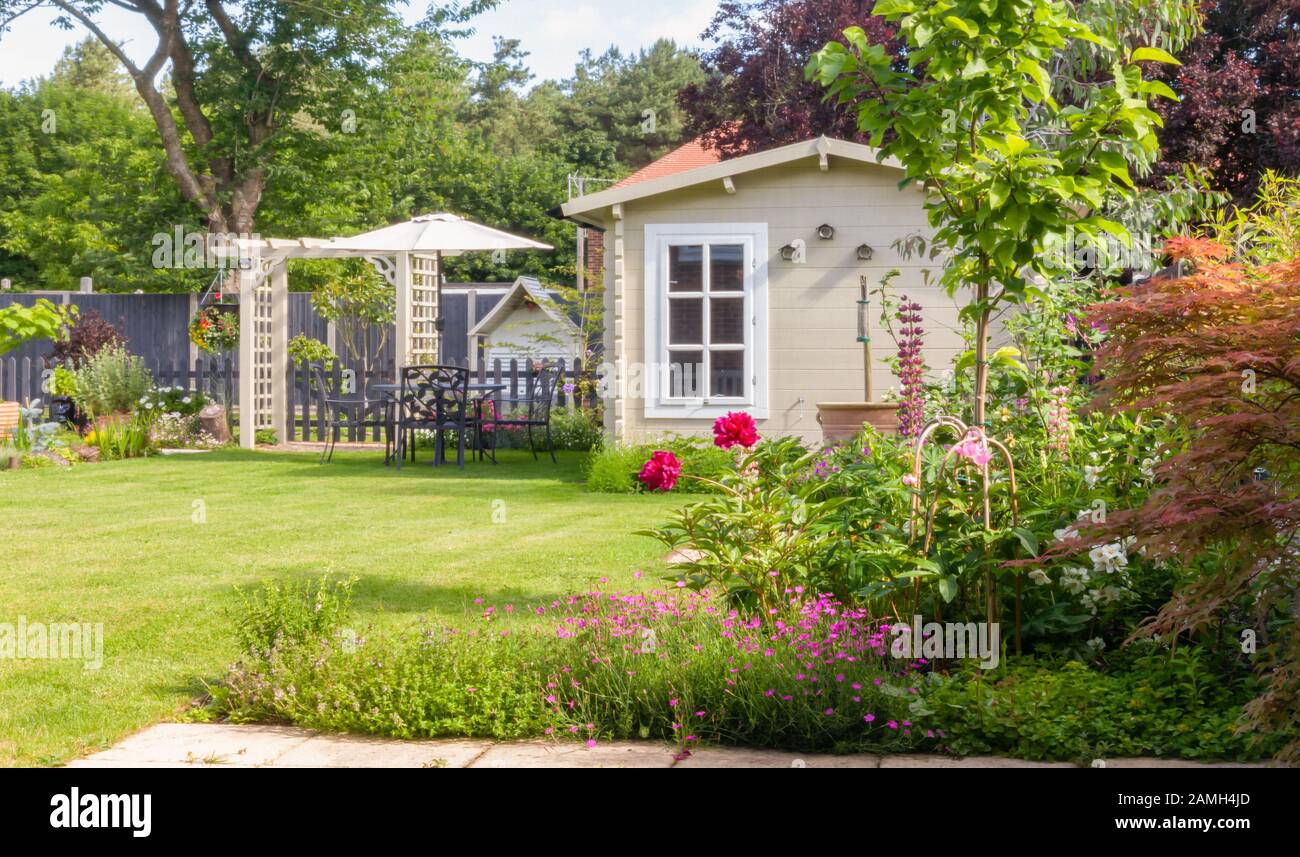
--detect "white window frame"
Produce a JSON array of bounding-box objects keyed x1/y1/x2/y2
[{"x1": 644, "y1": 223, "x2": 768, "y2": 419}]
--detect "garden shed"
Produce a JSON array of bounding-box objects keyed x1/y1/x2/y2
[
  {"x1": 468, "y1": 276, "x2": 582, "y2": 369},
  {"x1": 560, "y1": 135, "x2": 957, "y2": 445}
]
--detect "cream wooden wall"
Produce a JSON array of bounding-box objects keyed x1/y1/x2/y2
[{"x1": 596, "y1": 157, "x2": 962, "y2": 445}]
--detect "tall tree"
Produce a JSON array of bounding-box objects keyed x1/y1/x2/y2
[
  {"x1": 0, "y1": 38, "x2": 198, "y2": 290},
  {"x1": 1148, "y1": 0, "x2": 1300, "y2": 204},
  {"x1": 0, "y1": 1, "x2": 494, "y2": 235},
  {"x1": 680, "y1": 0, "x2": 893, "y2": 157}
]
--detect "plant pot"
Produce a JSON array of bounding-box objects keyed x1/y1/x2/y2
[
  {"x1": 815, "y1": 402, "x2": 899, "y2": 443},
  {"x1": 49, "y1": 396, "x2": 77, "y2": 425}
]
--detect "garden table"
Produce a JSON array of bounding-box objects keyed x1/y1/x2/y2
[{"x1": 374, "y1": 380, "x2": 507, "y2": 465}]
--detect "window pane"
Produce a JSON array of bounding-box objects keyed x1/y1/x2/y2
[
  {"x1": 668, "y1": 298, "x2": 703, "y2": 345},
  {"x1": 710, "y1": 297, "x2": 745, "y2": 344},
  {"x1": 710, "y1": 244, "x2": 744, "y2": 291},
  {"x1": 668, "y1": 245, "x2": 703, "y2": 292},
  {"x1": 666, "y1": 350, "x2": 704, "y2": 398},
  {"x1": 710, "y1": 350, "x2": 744, "y2": 398}
]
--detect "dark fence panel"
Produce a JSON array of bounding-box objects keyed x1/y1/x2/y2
[
  {"x1": 283, "y1": 357, "x2": 596, "y2": 443},
  {"x1": 2, "y1": 287, "x2": 507, "y2": 380},
  {"x1": 0, "y1": 353, "x2": 236, "y2": 409}
]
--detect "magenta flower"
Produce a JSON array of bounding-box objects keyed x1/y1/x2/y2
[
  {"x1": 712, "y1": 411, "x2": 759, "y2": 449},
  {"x1": 638, "y1": 450, "x2": 681, "y2": 491}
]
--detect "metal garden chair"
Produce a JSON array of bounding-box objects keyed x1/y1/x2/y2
[
  {"x1": 493, "y1": 362, "x2": 561, "y2": 463},
  {"x1": 310, "y1": 364, "x2": 390, "y2": 464},
  {"x1": 395, "y1": 364, "x2": 471, "y2": 470}
]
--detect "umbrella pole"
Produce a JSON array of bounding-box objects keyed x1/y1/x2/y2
[{"x1": 435, "y1": 249, "x2": 444, "y2": 362}]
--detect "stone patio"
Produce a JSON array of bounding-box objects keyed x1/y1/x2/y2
[{"x1": 61, "y1": 724, "x2": 1270, "y2": 768}]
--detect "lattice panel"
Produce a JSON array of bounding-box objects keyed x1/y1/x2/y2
[
  {"x1": 410, "y1": 254, "x2": 440, "y2": 364},
  {"x1": 252, "y1": 277, "x2": 275, "y2": 431}
]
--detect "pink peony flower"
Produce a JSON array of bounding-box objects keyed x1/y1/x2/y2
[
  {"x1": 712, "y1": 411, "x2": 759, "y2": 449},
  {"x1": 637, "y1": 450, "x2": 681, "y2": 491}
]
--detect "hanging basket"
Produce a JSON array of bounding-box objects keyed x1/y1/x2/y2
[{"x1": 189, "y1": 305, "x2": 240, "y2": 354}]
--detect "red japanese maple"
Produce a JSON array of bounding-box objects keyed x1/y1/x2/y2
[{"x1": 1081, "y1": 238, "x2": 1300, "y2": 760}]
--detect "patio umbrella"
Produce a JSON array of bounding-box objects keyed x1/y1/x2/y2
[{"x1": 327, "y1": 213, "x2": 553, "y2": 333}]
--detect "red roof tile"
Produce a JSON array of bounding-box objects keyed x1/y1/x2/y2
[{"x1": 612, "y1": 136, "x2": 725, "y2": 189}]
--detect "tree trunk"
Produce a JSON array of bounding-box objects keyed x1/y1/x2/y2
[{"x1": 973, "y1": 282, "x2": 990, "y2": 428}]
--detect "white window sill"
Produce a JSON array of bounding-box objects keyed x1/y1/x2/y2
[{"x1": 645, "y1": 402, "x2": 768, "y2": 420}]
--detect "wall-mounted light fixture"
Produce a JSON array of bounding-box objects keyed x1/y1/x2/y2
[
  {"x1": 816, "y1": 223, "x2": 835, "y2": 240},
  {"x1": 856, "y1": 244, "x2": 875, "y2": 261}
]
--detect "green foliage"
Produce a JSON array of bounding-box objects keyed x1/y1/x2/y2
[
  {"x1": 286, "y1": 334, "x2": 338, "y2": 370},
  {"x1": 139, "y1": 386, "x2": 210, "y2": 418},
  {"x1": 0, "y1": 40, "x2": 201, "y2": 291},
  {"x1": 50, "y1": 366, "x2": 77, "y2": 398},
  {"x1": 87, "y1": 413, "x2": 153, "y2": 460},
  {"x1": 808, "y1": 0, "x2": 1178, "y2": 421},
  {"x1": 647, "y1": 437, "x2": 861, "y2": 612},
  {"x1": 545, "y1": 407, "x2": 603, "y2": 452},
  {"x1": 211, "y1": 581, "x2": 934, "y2": 753},
  {"x1": 925, "y1": 645, "x2": 1281, "y2": 762},
  {"x1": 0, "y1": 299, "x2": 75, "y2": 355},
  {"x1": 310, "y1": 269, "x2": 394, "y2": 369},
  {"x1": 585, "y1": 436, "x2": 735, "y2": 494},
  {"x1": 230, "y1": 575, "x2": 357, "y2": 663},
  {"x1": 71, "y1": 345, "x2": 152, "y2": 416}
]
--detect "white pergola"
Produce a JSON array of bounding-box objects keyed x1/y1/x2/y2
[{"x1": 223, "y1": 214, "x2": 551, "y2": 449}]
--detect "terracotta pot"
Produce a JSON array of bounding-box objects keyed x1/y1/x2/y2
[{"x1": 815, "y1": 402, "x2": 899, "y2": 443}]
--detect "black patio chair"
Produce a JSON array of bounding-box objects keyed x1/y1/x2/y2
[
  {"x1": 395, "y1": 364, "x2": 471, "y2": 470},
  {"x1": 310, "y1": 364, "x2": 390, "y2": 464},
  {"x1": 493, "y1": 362, "x2": 562, "y2": 464}
]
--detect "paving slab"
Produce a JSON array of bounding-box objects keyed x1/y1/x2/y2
[
  {"x1": 469, "y1": 740, "x2": 675, "y2": 768},
  {"x1": 62, "y1": 723, "x2": 1273, "y2": 768},
  {"x1": 880, "y1": 753, "x2": 1073, "y2": 769},
  {"x1": 1092, "y1": 758, "x2": 1270, "y2": 769},
  {"x1": 66, "y1": 723, "x2": 311, "y2": 767},
  {"x1": 675, "y1": 747, "x2": 881, "y2": 768},
  {"x1": 272, "y1": 735, "x2": 490, "y2": 768}
]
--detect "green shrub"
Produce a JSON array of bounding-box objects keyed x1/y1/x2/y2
[
  {"x1": 584, "y1": 444, "x2": 646, "y2": 493},
  {"x1": 72, "y1": 345, "x2": 152, "y2": 416},
  {"x1": 211, "y1": 581, "x2": 938, "y2": 753},
  {"x1": 230, "y1": 574, "x2": 356, "y2": 662},
  {"x1": 585, "y1": 436, "x2": 735, "y2": 494},
  {"x1": 548, "y1": 407, "x2": 603, "y2": 451},
  {"x1": 923, "y1": 645, "x2": 1282, "y2": 762}
]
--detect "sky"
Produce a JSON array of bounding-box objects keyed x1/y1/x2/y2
[{"x1": 0, "y1": 0, "x2": 718, "y2": 89}]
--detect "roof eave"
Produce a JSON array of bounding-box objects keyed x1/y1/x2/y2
[{"x1": 559, "y1": 136, "x2": 905, "y2": 220}]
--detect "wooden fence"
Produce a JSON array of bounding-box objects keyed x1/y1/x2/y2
[
  {"x1": 285, "y1": 357, "x2": 597, "y2": 443},
  {"x1": 1, "y1": 354, "x2": 237, "y2": 410}
]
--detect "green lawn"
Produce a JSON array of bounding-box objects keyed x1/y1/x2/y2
[{"x1": 0, "y1": 449, "x2": 684, "y2": 767}]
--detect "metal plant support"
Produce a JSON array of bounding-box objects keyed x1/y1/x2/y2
[{"x1": 906, "y1": 415, "x2": 1023, "y2": 652}]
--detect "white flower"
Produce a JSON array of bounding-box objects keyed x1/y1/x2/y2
[
  {"x1": 1083, "y1": 464, "x2": 1101, "y2": 488},
  {"x1": 182, "y1": 397, "x2": 192, "y2": 404},
  {"x1": 1060, "y1": 566, "x2": 1089, "y2": 594},
  {"x1": 1089, "y1": 541, "x2": 1128, "y2": 574},
  {"x1": 1085, "y1": 637, "x2": 1106, "y2": 651},
  {"x1": 1028, "y1": 569, "x2": 1050, "y2": 586},
  {"x1": 1140, "y1": 457, "x2": 1156, "y2": 480}
]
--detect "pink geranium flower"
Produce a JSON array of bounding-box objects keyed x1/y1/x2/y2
[
  {"x1": 638, "y1": 450, "x2": 681, "y2": 491},
  {"x1": 712, "y1": 411, "x2": 759, "y2": 449}
]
